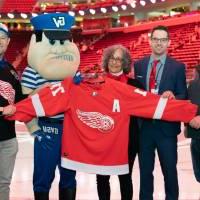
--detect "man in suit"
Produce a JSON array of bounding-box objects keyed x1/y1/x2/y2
[
  {"x1": 134, "y1": 25, "x2": 187, "y2": 200},
  {"x1": 187, "y1": 65, "x2": 200, "y2": 183}
]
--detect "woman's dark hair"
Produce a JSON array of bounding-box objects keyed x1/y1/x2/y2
[{"x1": 101, "y1": 44, "x2": 132, "y2": 74}]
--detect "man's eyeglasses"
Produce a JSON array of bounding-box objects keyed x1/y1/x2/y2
[
  {"x1": 109, "y1": 56, "x2": 123, "y2": 63},
  {"x1": 151, "y1": 37, "x2": 169, "y2": 43}
]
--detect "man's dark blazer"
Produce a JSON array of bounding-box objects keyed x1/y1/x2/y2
[
  {"x1": 127, "y1": 78, "x2": 144, "y2": 160},
  {"x1": 134, "y1": 56, "x2": 187, "y2": 137}
]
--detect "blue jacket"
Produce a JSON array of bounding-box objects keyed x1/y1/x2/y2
[{"x1": 134, "y1": 56, "x2": 187, "y2": 136}]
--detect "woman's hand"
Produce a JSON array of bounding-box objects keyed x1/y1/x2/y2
[{"x1": 2, "y1": 105, "x2": 16, "y2": 116}]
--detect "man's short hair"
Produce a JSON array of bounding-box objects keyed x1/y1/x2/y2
[{"x1": 151, "y1": 25, "x2": 169, "y2": 39}]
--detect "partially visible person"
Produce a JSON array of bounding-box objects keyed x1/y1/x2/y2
[
  {"x1": 134, "y1": 25, "x2": 188, "y2": 200},
  {"x1": 187, "y1": 65, "x2": 200, "y2": 183},
  {"x1": 96, "y1": 44, "x2": 144, "y2": 200},
  {"x1": 0, "y1": 23, "x2": 25, "y2": 200}
]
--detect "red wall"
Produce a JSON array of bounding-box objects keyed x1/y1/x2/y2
[{"x1": 83, "y1": 18, "x2": 111, "y2": 30}]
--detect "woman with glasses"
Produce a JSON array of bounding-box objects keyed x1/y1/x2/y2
[{"x1": 96, "y1": 44, "x2": 143, "y2": 200}]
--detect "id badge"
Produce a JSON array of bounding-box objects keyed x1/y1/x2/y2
[{"x1": 151, "y1": 88, "x2": 158, "y2": 94}]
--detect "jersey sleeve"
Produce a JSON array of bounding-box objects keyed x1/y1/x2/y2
[
  {"x1": 7, "y1": 79, "x2": 71, "y2": 122},
  {"x1": 122, "y1": 85, "x2": 197, "y2": 123}
]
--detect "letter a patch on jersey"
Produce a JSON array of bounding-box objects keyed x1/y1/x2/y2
[{"x1": 112, "y1": 99, "x2": 120, "y2": 112}]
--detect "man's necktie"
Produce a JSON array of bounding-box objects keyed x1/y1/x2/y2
[{"x1": 149, "y1": 59, "x2": 159, "y2": 91}]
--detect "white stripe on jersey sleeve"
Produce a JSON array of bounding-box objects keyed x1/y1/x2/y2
[
  {"x1": 31, "y1": 94, "x2": 45, "y2": 117},
  {"x1": 153, "y1": 97, "x2": 168, "y2": 119}
]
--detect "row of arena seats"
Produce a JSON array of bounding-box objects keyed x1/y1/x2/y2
[
  {"x1": 5, "y1": 22, "x2": 200, "y2": 81},
  {"x1": 78, "y1": 22, "x2": 200, "y2": 81},
  {"x1": 0, "y1": 0, "x2": 36, "y2": 13}
]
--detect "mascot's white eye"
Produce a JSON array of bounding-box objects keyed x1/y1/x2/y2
[{"x1": 49, "y1": 39, "x2": 56, "y2": 45}]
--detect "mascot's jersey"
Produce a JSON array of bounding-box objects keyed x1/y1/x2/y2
[
  {"x1": 21, "y1": 66, "x2": 63, "y2": 120},
  {"x1": 8, "y1": 77, "x2": 197, "y2": 175}
]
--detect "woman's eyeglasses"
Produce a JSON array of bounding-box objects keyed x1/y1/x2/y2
[{"x1": 109, "y1": 56, "x2": 123, "y2": 63}]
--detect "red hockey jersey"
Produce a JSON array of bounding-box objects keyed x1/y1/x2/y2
[{"x1": 8, "y1": 77, "x2": 197, "y2": 175}]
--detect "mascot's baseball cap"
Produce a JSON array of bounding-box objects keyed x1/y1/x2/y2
[
  {"x1": 0, "y1": 23, "x2": 10, "y2": 37},
  {"x1": 31, "y1": 13, "x2": 75, "y2": 40}
]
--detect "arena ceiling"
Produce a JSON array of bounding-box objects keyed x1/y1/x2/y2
[{"x1": 0, "y1": 0, "x2": 198, "y2": 20}]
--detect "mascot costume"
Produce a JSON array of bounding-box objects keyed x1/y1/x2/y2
[{"x1": 20, "y1": 13, "x2": 80, "y2": 200}]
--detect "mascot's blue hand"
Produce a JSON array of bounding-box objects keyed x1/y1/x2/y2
[
  {"x1": 73, "y1": 71, "x2": 83, "y2": 85},
  {"x1": 32, "y1": 130, "x2": 54, "y2": 150}
]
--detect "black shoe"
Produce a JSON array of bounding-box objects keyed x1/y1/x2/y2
[{"x1": 59, "y1": 188, "x2": 76, "y2": 200}]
